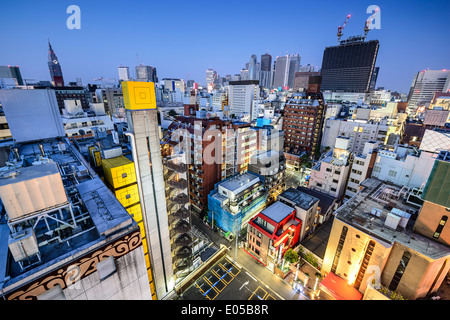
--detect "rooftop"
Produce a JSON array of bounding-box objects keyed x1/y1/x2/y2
[
  {"x1": 219, "y1": 172, "x2": 260, "y2": 193},
  {"x1": 335, "y1": 178, "x2": 450, "y2": 259},
  {"x1": 296, "y1": 186, "x2": 337, "y2": 214},
  {"x1": 279, "y1": 187, "x2": 319, "y2": 211},
  {"x1": 0, "y1": 138, "x2": 136, "y2": 287},
  {"x1": 260, "y1": 201, "x2": 294, "y2": 224}
]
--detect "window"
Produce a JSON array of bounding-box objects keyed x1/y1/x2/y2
[
  {"x1": 331, "y1": 226, "x2": 348, "y2": 273},
  {"x1": 433, "y1": 216, "x2": 448, "y2": 239},
  {"x1": 373, "y1": 166, "x2": 381, "y2": 173},
  {"x1": 389, "y1": 251, "x2": 412, "y2": 291},
  {"x1": 388, "y1": 170, "x2": 397, "y2": 177},
  {"x1": 316, "y1": 183, "x2": 322, "y2": 188}
]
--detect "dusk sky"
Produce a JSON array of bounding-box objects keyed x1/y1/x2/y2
[{"x1": 1, "y1": 0, "x2": 449, "y2": 93}]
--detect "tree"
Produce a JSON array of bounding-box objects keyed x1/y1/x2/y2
[{"x1": 283, "y1": 249, "x2": 299, "y2": 264}]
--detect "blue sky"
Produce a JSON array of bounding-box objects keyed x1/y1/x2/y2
[{"x1": 1, "y1": 0, "x2": 449, "y2": 93}]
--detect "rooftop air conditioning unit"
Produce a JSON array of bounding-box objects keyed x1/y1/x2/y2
[{"x1": 8, "y1": 228, "x2": 40, "y2": 262}]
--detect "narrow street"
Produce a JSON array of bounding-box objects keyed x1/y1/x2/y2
[{"x1": 190, "y1": 213, "x2": 308, "y2": 300}]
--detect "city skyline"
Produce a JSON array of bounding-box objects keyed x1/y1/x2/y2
[{"x1": 1, "y1": 0, "x2": 449, "y2": 93}]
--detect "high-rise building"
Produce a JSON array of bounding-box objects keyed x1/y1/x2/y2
[
  {"x1": 228, "y1": 80, "x2": 260, "y2": 120},
  {"x1": 248, "y1": 54, "x2": 259, "y2": 80},
  {"x1": 272, "y1": 54, "x2": 300, "y2": 89},
  {"x1": 205, "y1": 68, "x2": 217, "y2": 87},
  {"x1": 282, "y1": 82, "x2": 326, "y2": 156},
  {"x1": 135, "y1": 65, "x2": 158, "y2": 82},
  {"x1": 287, "y1": 54, "x2": 301, "y2": 89},
  {"x1": 47, "y1": 40, "x2": 64, "y2": 87},
  {"x1": 259, "y1": 53, "x2": 273, "y2": 88},
  {"x1": 118, "y1": 66, "x2": 131, "y2": 81},
  {"x1": 0, "y1": 65, "x2": 23, "y2": 86},
  {"x1": 407, "y1": 69, "x2": 450, "y2": 109},
  {"x1": 272, "y1": 56, "x2": 289, "y2": 89},
  {"x1": 320, "y1": 37, "x2": 379, "y2": 92}
]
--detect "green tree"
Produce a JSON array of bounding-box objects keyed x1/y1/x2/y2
[{"x1": 283, "y1": 249, "x2": 299, "y2": 264}]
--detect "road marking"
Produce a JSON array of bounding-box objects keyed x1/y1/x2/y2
[
  {"x1": 239, "y1": 281, "x2": 249, "y2": 290},
  {"x1": 246, "y1": 272, "x2": 257, "y2": 282}
]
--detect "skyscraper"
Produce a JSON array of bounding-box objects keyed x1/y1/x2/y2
[
  {"x1": 407, "y1": 69, "x2": 450, "y2": 109},
  {"x1": 272, "y1": 54, "x2": 301, "y2": 89},
  {"x1": 205, "y1": 68, "x2": 217, "y2": 87},
  {"x1": 272, "y1": 56, "x2": 289, "y2": 88},
  {"x1": 260, "y1": 53, "x2": 272, "y2": 72},
  {"x1": 260, "y1": 53, "x2": 272, "y2": 88},
  {"x1": 320, "y1": 37, "x2": 379, "y2": 92},
  {"x1": 47, "y1": 40, "x2": 64, "y2": 87},
  {"x1": 248, "y1": 54, "x2": 259, "y2": 80},
  {"x1": 135, "y1": 65, "x2": 158, "y2": 82},
  {"x1": 0, "y1": 65, "x2": 23, "y2": 86},
  {"x1": 287, "y1": 54, "x2": 301, "y2": 88},
  {"x1": 118, "y1": 66, "x2": 131, "y2": 81}
]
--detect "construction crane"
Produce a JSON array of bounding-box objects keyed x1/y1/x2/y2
[
  {"x1": 337, "y1": 14, "x2": 351, "y2": 44},
  {"x1": 363, "y1": 7, "x2": 379, "y2": 40}
]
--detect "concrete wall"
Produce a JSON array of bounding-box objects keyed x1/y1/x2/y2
[{"x1": 63, "y1": 247, "x2": 151, "y2": 300}]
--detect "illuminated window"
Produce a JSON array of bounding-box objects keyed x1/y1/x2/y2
[{"x1": 433, "y1": 216, "x2": 448, "y2": 239}]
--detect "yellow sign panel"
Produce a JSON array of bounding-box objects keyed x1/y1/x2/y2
[{"x1": 122, "y1": 81, "x2": 157, "y2": 110}]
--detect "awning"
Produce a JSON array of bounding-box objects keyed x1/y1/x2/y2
[{"x1": 319, "y1": 272, "x2": 363, "y2": 300}]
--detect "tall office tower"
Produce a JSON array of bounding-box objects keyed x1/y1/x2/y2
[
  {"x1": 407, "y1": 69, "x2": 450, "y2": 109},
  {"x1": 320, "y1": 37, "x2": 379, "y2": 92},
  {"x1": 272, "y1": 56, "x2": 289, "y2": 89},
  {"x1": 135, "y1": 65, "x2": 158, "y2": 82},
  {"x1": 0, "y1": 65, "x2": 24, "y2": 86},
  {"x1": 260, "y1": 53, "x2": 273, "y2": 88},
  {"x1": 248, "y1": 54, "x2": 259, "y2": 80},
  {"x1": 205, "y1": 68, "x2": 217, "y2": 87},
  {"x1": 273, "y1": 55, "x2": 300, "y2": 89},
  {"x1": 228, "y1": 80, "x2": 260, "y2": 120},
  {"x1": 122, "y1": 81, "x2": 174, "y2": 299},
  {"x1": 282, "y1": 79, "x2": 326, "y2": 156},
  {"x1": 287, "y1": 54, "x2": 301, "y2": 89},
  {"x1": 118, "y1": 65, "x2": 131, "y2": 81},
  {"x1": 47, "y1": 40, "x2": 64, "y2": 87}
]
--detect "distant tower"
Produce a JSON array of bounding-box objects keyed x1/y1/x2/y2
[{"x1": 48, "y1": 40, "x2": 64, "y2": 87}]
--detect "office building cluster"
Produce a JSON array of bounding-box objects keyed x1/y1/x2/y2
[{"x1": 0, "y1": 13, "x2": 449, "y2": 302}]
